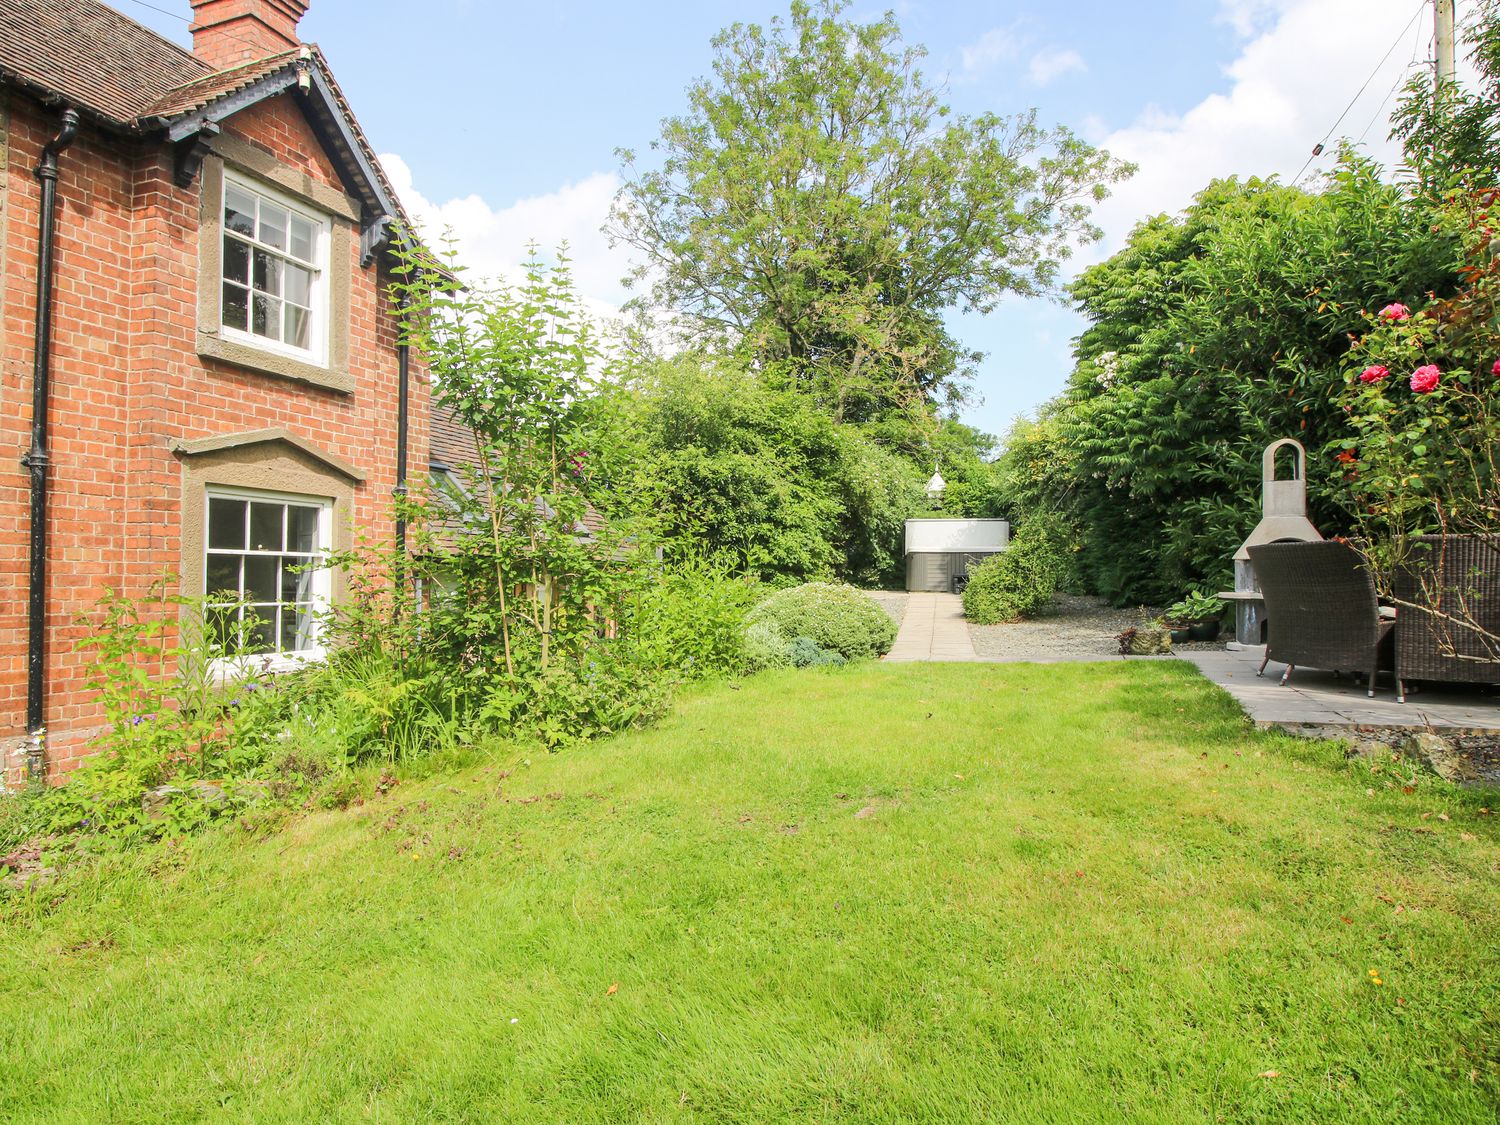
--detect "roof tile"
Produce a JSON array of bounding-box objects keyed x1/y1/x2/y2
[{"x1": 0, "y1": 0, "x2": 212, "y2": 128}]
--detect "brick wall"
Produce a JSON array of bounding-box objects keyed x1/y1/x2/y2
[{"x1": 0, "y1": 87, "x2": 428, "y2": 781}]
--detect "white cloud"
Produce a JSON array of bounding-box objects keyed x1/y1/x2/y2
[
  {"x1": 378, "y1": 152, "x2": 629, "y2": 325},
  {"x1": 1082, "y1": 0, "x2": 1435, "y2": 263},
  {"x1": 960, "y1": 22, "x2": 1085, "y2": 88},
  {"x1": 1028, "y1": 47, "x2": 1086, "y2": 86},
  {"x1": 1217, "y1": 0, "x2": 1283, "y2": 39},
  {"x1": 960, "y1": 25, "x2": 1023, "y2": 76}
]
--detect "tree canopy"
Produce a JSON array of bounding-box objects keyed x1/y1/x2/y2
[{"x1": 608, "y1": 0, "x2": 1132, "y2": 425}]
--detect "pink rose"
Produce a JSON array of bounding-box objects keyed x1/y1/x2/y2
[
  {"x1": 1491, "y1": 358, "x2": 1500, "y2": 376},
  {"x1": 1358, "y1": 364, "x2": 1389, "y2": 384},
  {"x1": 1410, "y1": 364, "x2": 1440, "y2": 393},
  {"x1": 1378, "y1": 303, "x2": 1411, "y2": 322}
]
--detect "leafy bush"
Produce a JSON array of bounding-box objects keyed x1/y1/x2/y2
[
  {"x1": 745, "y1": 582, "x2": 896, "y2": 660},
  {"x1": 622, "y1": 560, "x2": 761, "y2": 680},
  {"x1": 743, "y1": 621, "x2": 796, "y2": 671},
  {"x1": 787, "y1": 636, "x2": 848, "y2": 668},
  {"x1": 962, "y1": 515, "x2": 1077, "y2": 624}
]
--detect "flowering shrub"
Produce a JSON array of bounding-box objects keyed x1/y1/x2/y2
[
  {"x1": 745, "y1": 583, "x2": 896, "y2": 661},
  {"x1": 1331, "y1": 189, "x2": 1500, "y2": 652},
  {"x1": 1409, "y1": 364, "x2": 1441, "y2": 393}
]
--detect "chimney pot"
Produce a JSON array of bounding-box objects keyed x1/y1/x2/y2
[{"x1": 189, "y1": 0, "x2": 310, "y2": 69}]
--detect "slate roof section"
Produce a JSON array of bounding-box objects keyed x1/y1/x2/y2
[
  {"x1": 0, "y1": 0, "x2": 213, "y2": 128},
  {"x1": 146, "y1": 48, "x2": 300, "y2": 118},
  {"x1": 427, "y1": 405, "x2": 608, "y2": 541},
  {"x1": 430, "y1": 403, "x2": 482, "y2": 475},
  {"x1": 0, "y1": 3, "x2": 409, "y2": 241}
]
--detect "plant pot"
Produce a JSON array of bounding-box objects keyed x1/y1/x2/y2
[
  {"x1": 1188, "y1": 620, "x2": 1222, "y2": 642},
  {"x1": 1167, "y1": 624, "x2": 1193, "y2": 644}
]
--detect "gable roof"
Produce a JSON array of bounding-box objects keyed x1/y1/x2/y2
[
  {"x1": 0, "y1": 0, "x2": 406, "y2": 258},
  {"x1": 0, "y1": 0, "x2": 213, "y2": 129}
]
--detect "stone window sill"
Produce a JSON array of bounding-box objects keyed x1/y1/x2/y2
[{"x1": 198, "y1": 332, "x2": 354, "y2": 394}]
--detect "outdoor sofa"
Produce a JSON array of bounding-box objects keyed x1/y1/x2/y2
[{"x1": 1392, "y1": 535, "x2": 1500, "y2": 703}]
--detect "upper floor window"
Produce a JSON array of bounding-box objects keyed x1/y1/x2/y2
[{"x1": 221, "y1": 175, "x2": 330, "y2": 364}]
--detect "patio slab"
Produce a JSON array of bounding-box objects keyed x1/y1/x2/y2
[
  {"x1": 1177, "y1": 647, "x2": 1500, "y2": 733},
  {"x1": 884, "y1": 593, "x2": 979, "y2": 663}
]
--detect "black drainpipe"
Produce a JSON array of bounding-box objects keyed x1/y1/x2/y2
[
  {"x1": 22, "y1": 107, "x2": 80, "y2": 781},
  {"x1": 393, "y1": 294, "x2": 410, "y2": 599}
]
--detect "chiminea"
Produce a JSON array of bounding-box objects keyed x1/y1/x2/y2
[{"x1": 1221, "y1": 438, "x2": 1323, "y2": 646}]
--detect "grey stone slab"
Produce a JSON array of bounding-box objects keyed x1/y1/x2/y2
[{"x1": 1177, "y1": 648, "x2": 1500, "y2": 734}]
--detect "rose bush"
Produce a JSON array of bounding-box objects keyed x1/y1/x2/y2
[{"x1": 1329, "y1": 190, "x2": 1500, "y2": 636}]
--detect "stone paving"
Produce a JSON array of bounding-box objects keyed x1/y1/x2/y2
[
  {"x1": 1178, "y1": 647, "x2": 1500, "y2": 732},
  {"x1": 877, "y1": 591, "x2": 1500, "y2": 740},
  {"x1": 884, "y1": 593, "x2": 978, "y2": 663}
]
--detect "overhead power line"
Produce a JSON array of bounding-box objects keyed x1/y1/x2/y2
[{"x1": 1292, "y1": 0, "x2": 1430, "y2": 186}]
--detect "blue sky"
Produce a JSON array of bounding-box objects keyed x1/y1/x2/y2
[{"x1": 124, "y1": 0, "x2": 1456, "y2": 442}]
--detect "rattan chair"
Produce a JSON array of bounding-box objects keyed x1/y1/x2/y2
[
  {"x1": 1248, "y1": 540, "x2": 1393, "y2": 697},
  {"x1": 1393, "y1": 536, "x2": 1500, "y2": 704}
]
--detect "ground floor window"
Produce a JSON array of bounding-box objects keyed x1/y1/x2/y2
[{"x1": 205, "y1": 488, "x2": 331, "y2": 659}]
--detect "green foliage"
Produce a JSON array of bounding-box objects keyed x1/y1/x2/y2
[
  {"x1": 621, "y1": 560, "x2": 762, "y2": 680},
  {"x1": 609, "y1": 0, "x2": 1131, "y2": 423},
  {"x1": 742, "y1": 621, "x2": 797, "y2": 671},
  {"x1": 998, "y1": 161, "x2": 1461, "y2": 604},
  {"x1": 745, "y1": 582, "x2": 896, "y2": 660},
  {"x1": 961, "y1": 515, "x2": 1076, "y2": 624},
  {"x1": 606, "y1": 355, "x2": 929, "y2": 585},
  {"x1": 786, "y1": 636, "x2": 848, "y2": 667},
  {"x1": 1163, "y1": 591, "x2": 1225, "y2": 625},
  {"x1": 1391, "y1": 0, "x2": 1500, "y2": 196},
  {"x1": 41, "y1": 585, "x2": 272, "y2": 841}
]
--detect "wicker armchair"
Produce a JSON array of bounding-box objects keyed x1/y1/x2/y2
[
  {"x1": 1393, "y1": 536, "x2": 1500, "y2": 703},
  {"x1": 1248, "y1": 540, "x2": 1393, "y2": 697}
]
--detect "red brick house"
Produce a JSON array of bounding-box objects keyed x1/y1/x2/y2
[{"x1": 0, "y1": 0, "x2": 430, "y2": 781}]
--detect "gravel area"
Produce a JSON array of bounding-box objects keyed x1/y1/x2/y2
[
  {"x1": 967, "y1": 593, "x2": 1227, "y2": 661},
  {"x1": 863, "y1": 590, "x2": 908, "y2": 629}
]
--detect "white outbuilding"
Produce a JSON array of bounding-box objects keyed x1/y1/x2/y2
[{"x1": 903, "y1": 518, "x2": 1010, "y2": 592}]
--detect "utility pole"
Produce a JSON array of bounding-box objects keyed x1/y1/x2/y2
[{"x1": 1435, "y1": 0, "x2": 1457, "y2": 88}]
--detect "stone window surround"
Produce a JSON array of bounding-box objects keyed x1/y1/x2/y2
[
  {"x1": 196, "y1": 133, "x2": 358, "y2": 394},
  {"x1": 174, "y1": 429, "x2": 363, "y2": 622}
]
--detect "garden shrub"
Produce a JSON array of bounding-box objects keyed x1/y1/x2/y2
[
  {"x1": 744, "y1": 582, "x2": 896, "y2": 660},
  {"x1": 622, "y1": 559, "x2": 761, "y2": 679},
  {"x1": 787, "y1": 636, "x2": 848, "y2": 667},
  {"x1": 743, "y1": 621, "x2": 795, "y2": 671},
  {"x1": 962, "y1": 515, "x2": 1077, "y2": 624}
]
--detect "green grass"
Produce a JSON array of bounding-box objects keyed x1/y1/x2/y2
[{"x1": 2, "y1": 662, "x2": 1498, "y2": 1123}]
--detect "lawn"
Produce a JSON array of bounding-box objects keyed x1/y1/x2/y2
[{"x1": 2, "y1": 661, "x2": 1497, "y2": 1123}]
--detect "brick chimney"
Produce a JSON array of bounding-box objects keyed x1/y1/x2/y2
[{"x1": 189, "y1": 0, "x2": 309, "y2": 69}]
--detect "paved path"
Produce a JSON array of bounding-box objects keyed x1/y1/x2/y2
[
  {"x1": 1179, "y1": 647, "x2": 1500, "y2": 732},
  {"x1": 884, "y1": 593, "x2": 978, "y2": 662}
]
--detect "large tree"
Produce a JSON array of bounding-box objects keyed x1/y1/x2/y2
[{"x1": 607, "y1": 0, "x2": 1131, "y2": 425}]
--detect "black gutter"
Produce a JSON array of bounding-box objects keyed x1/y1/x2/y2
[{"x1": 23, "y1": 107, "x2": 80, "y2": 781}]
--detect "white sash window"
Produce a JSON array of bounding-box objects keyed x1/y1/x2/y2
[{"x1": 221, "y1": 174, "x2": 330, "y2": 364}]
